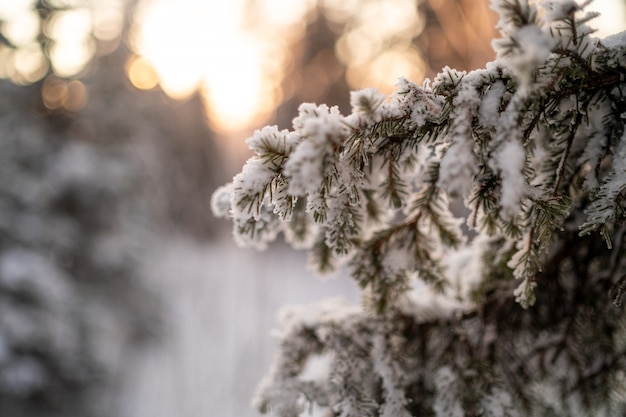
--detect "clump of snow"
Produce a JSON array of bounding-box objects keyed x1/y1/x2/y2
[
  {"x1": 231, "y1": 159, "x2": 276, "y2": 220},
  {"x1": 541, "y1": 0, "x2": 579, "y2": 23},
  {"x1": 507, "y1": 25, "x2": 556, "y2": 92},
  {"x1": 211, "y1": 183, "x2": 233, "y2": 218},
  {"x1": 384, "y1": 77, "x2": 443, "y2": 125},
  {"x1": 246, "y1": 125, "x2": 298, "y2": 158},
  {"x1": 492, "y1": 137, "x2": 527, "y2": 218},
  {"x1": 513, "y1": 276, "x2": 537, "y2": 308},
  {"x1": 433, "y1": 367, "x2": 464, "y2": 417},
  {"x1": 299, "y1": 352, "x2": 333, "y2": 382},
  {"x1": 582, "y1": 129, "x2": 626, "y2": 246},
  {"x1": 399, "y1": 283, "x2": 466, "y2": 324},
  {"x1": 437, "y1": 70, "x2": 490, "y2": 198},
  {"x1": 380, "y1": 245, "x2": 413, "y2": 277},
  {"x1": 479, "y1": 81, "x2": 506, "y2": 130},
  {"x1": 398, "y1": 237, "x2": 487, "y2": 323},
  {"x1": 601, "y1": 30, "x2": 626, "y2": 49},
  {"x1": 275, "y1": 297, "x2": 359, "y2": 336},
  {"x1": 481, "y1": 387, "x2": 520, "y2": 417},
  {"x1": 350, "y1": 87, "x2": 386, "y2": 124},
  {"x1": 373, "y1": 334, "x2": 411, "y2": 417},
  {"x1": 285, "y1": 104, "x2": 349, "y2": 196},
  {"x1": 438, "y1": 136, "x2": 478, "y2": 198}
]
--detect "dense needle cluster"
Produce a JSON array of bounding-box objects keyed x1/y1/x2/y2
[{"x1": 213, "y1": 0, "x2": 626, "y2": 415}]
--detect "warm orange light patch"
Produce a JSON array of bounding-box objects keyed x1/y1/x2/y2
[
  {"x1": 127, "y1": 55, "x2": 159, "y2": 91},
  {"x1": 131, "y1": 0, "x2": 626, "y2": 134},
  {"x1": 42, "y1": 76, "x2": 88, "y2": 112},
  {"x1": 132, "y1": 0, "x2": 295, "y2": 132},
  {"x1": 64, "y1": 80, "x2": 88, "y2": 111}
]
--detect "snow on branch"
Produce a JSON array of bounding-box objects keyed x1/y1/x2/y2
[
  {"x1": 215, "y1": 0, "x2": 625, "y2": 312},
  {"x1": 213, "y1": 1, "x2": 626, "y2": 413}
]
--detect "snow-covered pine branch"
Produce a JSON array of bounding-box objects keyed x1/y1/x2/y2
[
  {"x1": 212, "y1": 0, "x2": 626, "y2": 415},
  {"x1": 213, "y1": 0, "x2": 625, "y2": 310}
]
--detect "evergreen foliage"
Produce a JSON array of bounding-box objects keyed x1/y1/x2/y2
[
  {"x1": 213, "y1": 0, "x2": 626, "y2": 415},
  {"x1": 0, "y1": 80, "x2": 156, "y2": 417}
]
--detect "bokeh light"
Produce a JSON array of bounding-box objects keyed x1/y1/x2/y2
[
  {"x1": 0, "y1": 0, "x2": 125, "y2": 84},
  {"x1": 0, "y1": 0, "x2": 624, "y2": 129},
  {"x1": 42, "y1": 76, "x2": 88, "y2": 111},
  {"x1": 2, "y1": 7, "x2": 39, "y2": 46},
  {"x1": 129, "y1": 0, "x2": 626, "y2": 134},
  {"x1": 131, "y1": 0, "x2": 427, "y2": 132},
  {"x1": 127, "y1": 55, "x2": 159, "y2": 90},
  {"x1": 131, "y1": 0, "x2": 205, "y2": 99},
  {"x1": 13, "y1": 43, "x2": 48, "y2": 83},
  {"x1": 46, "y1": 9, "x2": 95, "y2": 77},
  {"x1": 130, "y1": 0, "x2": 279, "y2": 132},
  {"x1": 331, "y1": 0, "x2": 425, "y2": 92}
]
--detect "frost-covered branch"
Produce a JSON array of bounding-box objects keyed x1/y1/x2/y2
[
  {"x1": 212, "y1": 0, "x2": 626, "y2": 415},
  {"x1": 213, "y1": 0, "x2": 625, "y2": 310}
]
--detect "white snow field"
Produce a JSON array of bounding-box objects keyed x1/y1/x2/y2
[{"x1": 115, "y1": 238, "x2": 358, "y2": 417}]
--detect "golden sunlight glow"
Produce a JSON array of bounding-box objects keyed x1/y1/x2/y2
[
  {"x1": 256, "y1": 0, "x2": 314, "y2": 27},
  {"x1": 0, "y1": 0, "x2": 35, "y2": 20},
  {"x1": 13, "y1": 43, "x2": 48, "y2": 83},
  {"x1": 134, "y1": 1, "x2": 205, "y2": 99},
  {"x1": 92, "y1": 1, "x2": 124, "y2": 41},
  {"x1": 133, "y1": 0, "x2": 275, "y2": 131},
  {"x1": 3, "y1": 8, "x2": 39, "y2": 46},
  {"x1": 348, "y1": 46, "x2": 425, "y2": 94},
  {"x1": 200, "y1": 35, "x2": 267, "y2": 132},
  {"x1": 333, "y1": 0, "x2": 424, "y2": 93},
  {"x1": 47, "y1": 9, "x2": 95, "y2": 77},
  {"x1": 132, "y1": 0, "x2": 625, "y2": 133}
]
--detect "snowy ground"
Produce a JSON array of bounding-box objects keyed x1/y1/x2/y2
[{"x1": 115, "y1": 238, "x2": 359, "y2": 417}]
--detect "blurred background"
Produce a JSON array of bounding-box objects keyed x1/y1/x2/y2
[{"x1": 0, "y1": 0, "x2": 623, "y2": 416}]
